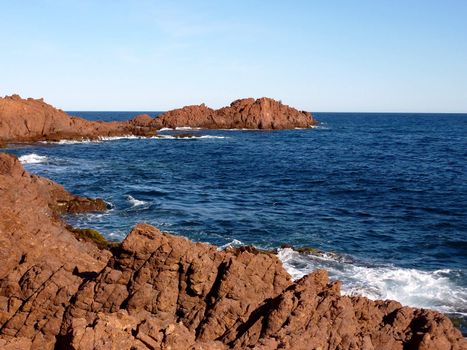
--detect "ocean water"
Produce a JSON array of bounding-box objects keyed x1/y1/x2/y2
[{"x1": 7, "y1": 112, "x2": 467, "y2": 333}]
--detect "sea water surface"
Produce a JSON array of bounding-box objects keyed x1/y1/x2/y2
[{"x1": 8, "y1": 112, "x2": 467, "y2": 333}]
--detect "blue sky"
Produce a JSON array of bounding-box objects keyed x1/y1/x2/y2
[{"x1": 1, "y1": 1, "x2": 466, "y2": 112}]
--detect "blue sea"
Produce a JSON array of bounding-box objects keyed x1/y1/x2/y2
[{"x1": 7, "y1": 112, "x2": 467, "y2": 333}]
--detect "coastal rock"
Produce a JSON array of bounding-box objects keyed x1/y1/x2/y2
[
  {"x1": 0, "y1": 153, "x2": 465, "y2": 349},
  {"x1": 0, "y1": 95, "x2": 315, "y2": 144},
  {"x1": 152, "y1": 97, "x2": 316, "y2": 130},
  {"x1": 0, "y1": 153, "x2": 111, "y2": 348},
  {"x1": 0, "y1": 95, "x2": 155, "y2": 143}
]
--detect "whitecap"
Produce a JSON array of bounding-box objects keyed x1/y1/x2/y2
[
  {"x1": 127, "y1": 195, "x2": 147, "y2": 207},
  {"x1": 217, "y1": 239, "x2": 244, "y2": 251},
  {"x1": 41, "y1": 135, "x2": 143, "y2": 144},
  {"x1": 41, "y1": 139, "x2": 96, "y2": 144},
  {"x1": 175, "y1": 126, "x2": 202, "y2": 131},
  {"x1": 98, "y1": 135, "x2": 142, "y2": 141},
  {"x1": 277, "y1": 248, "x2": 467, "y2": 315},
  {"x1": 18, "y1": 153, "x2": 48, "y2": 164},
  {"x1": 152, "y1": 135, "x2": 227, "y2": 140}
]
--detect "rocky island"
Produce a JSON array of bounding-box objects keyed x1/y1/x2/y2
[
  {"x1": 0, "y1": 96, "x2": 465, "y2": 349},
  {"x1": 0, "y1": 95, "x2": 316, "y2": 145}
]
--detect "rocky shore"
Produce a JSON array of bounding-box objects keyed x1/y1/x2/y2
[
  {"x1": 0, "y1": 95, "x2": 316, "y2": 144},
  {"x1": 0, "y1": 95, "x2": 155, "y2": 143},
  {"x1": 0, "y1": 153, "x2": 465, "y2": 349}
]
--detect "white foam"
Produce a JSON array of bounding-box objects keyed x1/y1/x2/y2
[
  {"x1": 18, "y1": 153, "x2": 48, "y2": 164},
  {"x1": 309, "y1": 124, "x2": 330, "y2": 130},
  {"x1": 217, "y1": 239, "x2": 244, "y2": 251},
  {"x1": 41, "y1": 135, "x2": 143, "y2": 144},
  {"x1": 175, "y1": 126, "x2": 202, "y2": 131},
  {"x1": 153, "y1": 135, "x2": 227, "y2": 140},
  {"x1": 159, "y1": 127, "x2": 174, "y2": 131},
  {"x1": 99, "y1": 135, "x2": 141, "y2": 141},
  {"x1": 127, "y1": 195, "x2": 147, "y2": 207},
  {"x1": 41, "y1": 139, "x2": 95, "y2": 144},
  {"x1": 277, "y1": 248, "x2": 467, "y2": 315}
]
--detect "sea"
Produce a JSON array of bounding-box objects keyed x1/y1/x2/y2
[{"x1": 6, "y1": 112, "x2": 467, "y2": 334}]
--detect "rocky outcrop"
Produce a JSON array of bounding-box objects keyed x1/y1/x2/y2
[
  {"x1": 0, "y1": 153, "x2": 465, "y2": 349},
  {"x1": 0, "y1": 95, "x2": 155, "y2": 143},
  {"x1": 151, "y1": 97, "x2": 316, "y2": 130},
  {"x1": 0, "y1": 95, "x2": 316, "y2": 144},
  {"x1": 0, "y1": 153, "x2": 111, "y2": 349}
]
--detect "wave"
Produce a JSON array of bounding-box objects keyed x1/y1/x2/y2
[
  {"x1": 158, "y1": 127, "x2": 203, "y2": 131},
  {"x1": 175, "y1": 126, "x2": 202, "y2": 131},
  {"x1": 99, "y1": 135, "x2": 141, "y2": 141},
  {"x1": 47, "y1": 139, "x2": 95, "y2": 144},
  {"x1": 277, "y1": 248, "x2": 467, "y2": 316},
  {"x1": 126, "y1": 195, "x2": 147, "y2": 207},
  {"x1": 217, "y1": 239, "x2": 244, "y2": 251},
  {"x1": 18, "y1": 153, "x2": 48, "y2": 164},
  {"x1": 153, "y1": 135, "x2": 227, "y2": 140},
  {"x1": 309, "y1": 124, "x2": 330, "y2": 130},
  {"x1": 41, "y1": 135, "x2": 143, "y2": 144}
]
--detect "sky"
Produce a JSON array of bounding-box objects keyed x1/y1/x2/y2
[{"x1": 1, "y1": 0, "x2": 466, "y2": 112}]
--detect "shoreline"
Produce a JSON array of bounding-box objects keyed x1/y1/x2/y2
[
  {"x1": 1, "y1": 96, "x2": 465, "y2": 348},
  {"x1": 0, "y1": 152, "x2": 465, "y2": 349}
]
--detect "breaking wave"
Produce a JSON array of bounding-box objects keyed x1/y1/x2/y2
[
  {"x1": 217, "y1": 239, "x2": 244, "y2": 251},
  {"x1": 127, "y1": 195, "x2": 147, "y2": 207},
  {"x1": 18, "y1": 153, "x2": 48, "y2": 164},
  {"x1": 277, "y1": 248, "x2": 467, "y2": 316},
  {"x1": 153, "y1": 135, "x2": 227, "y2": 140}
]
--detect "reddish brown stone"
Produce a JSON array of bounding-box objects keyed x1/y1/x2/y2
[
  {"x1": 0, "y1": 95, "x2": 156, "y2": 143},
  {"x1": 152, "y1": 97, "x2": 316, "y2": 130},
  {"x1": 0, "y1": 153, "x2": 465, "y2": 349}
]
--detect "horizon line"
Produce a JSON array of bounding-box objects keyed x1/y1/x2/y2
[{"x1": 66, "y1": 110, "x2": 467, "y2": 114}]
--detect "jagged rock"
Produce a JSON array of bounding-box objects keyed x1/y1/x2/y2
[
  {"x1": 0, "y1": 153, "x2": 465, "y2": 349},
  {"x1": 151, "y1": 97, "x2": 316, "y2": 130},
  {"x1": 0, "y1": 153, "x2": 111, "y2": 348}
]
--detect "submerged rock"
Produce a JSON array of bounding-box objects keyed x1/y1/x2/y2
[{"x1": 0, "y1": 153, "x2": 465, "y2": 349}]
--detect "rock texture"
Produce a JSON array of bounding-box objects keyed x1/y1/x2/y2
[
  {"x1": 0, "y1": 153, "x2": 465, "y2": 349},
  {"x1": 0, "y1": 153, "x2": 111, "y2": 349},
  {"x1": 0, "y1": 95, "x2": 155, "y2": 143},
  {"x1": 151, "y1": 97, "x2": 316, "y2": 130}
]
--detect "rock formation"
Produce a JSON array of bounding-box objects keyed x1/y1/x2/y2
[
  {"x1": 0, "y1": 95, "x2": 316, "y2": 144},
  {"x1": 0, "y1": 95, "x2": 155, "y2": 143},
  {"x1": 151, "y1": 97, "x2": 316, "y2": 130},
  {"x1": 0, "y1": 152, "x2": 465, "y2": 349}
]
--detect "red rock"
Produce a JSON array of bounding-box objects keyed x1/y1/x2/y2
[
  {"x1": 1, "y1": 96, "x2": 316, "y2": 144},
  {"x1": 0, "y1": 153, "x2": 111, "y2": 348},
  {"x1": 152, "y1": 97, "x2": 316, "y2": 130},
  {"x1": 0, "y1": 153, "x2": 465, "y2": 349},
  {"x1": 0, "y1": 95, "x2": 156, "y2": 143}
]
